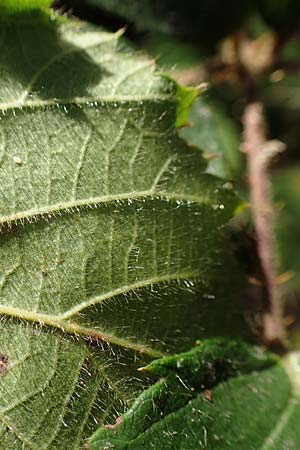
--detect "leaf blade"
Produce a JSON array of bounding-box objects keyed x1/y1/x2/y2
[{"x1": 0, "y1": 15, "x2": 244, "y2": 450}]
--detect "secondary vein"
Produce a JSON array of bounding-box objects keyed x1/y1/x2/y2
[
  {"x1": 0, "y1": 271, "x2": 201, "y2": 356},
  {"x1": 0, "y1": 191, "x2": 207, "y2": 228},
  {"x1": 0, "y1": 305, "x2": 163, "y2": 358}
]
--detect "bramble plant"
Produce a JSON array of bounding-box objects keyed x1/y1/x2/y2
[{"x1": 0, "y1": 0, "x2": 300, "y2": 449}]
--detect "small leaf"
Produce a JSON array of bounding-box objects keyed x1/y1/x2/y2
[
  {"x1": 180, "y1": 92, "x2": 243, "y2": 180},
  {"x1": 88, "y1": 339, "x2": 300, "y2": 450}
]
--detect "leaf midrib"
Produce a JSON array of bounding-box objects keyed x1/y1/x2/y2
[
  {"x1": 0, "y1": 94, "x2": 175, "y2": 113},
  {"x1": 0, "y1": 191, "x2": 212, "y2": 228}
]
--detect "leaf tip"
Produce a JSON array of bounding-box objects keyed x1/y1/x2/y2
[
  {"x1": 175, "y1": 84, "x2": 199, "y2": 128},
  {"x1": 115, "y1": 27, "x2": 126, "y2": 38},
  {"x1": 155, "y1": 72, "x2": 200, "y2": 128},
  {"x1": 175, "y1": 82, "x2": 210, "y2": 128}
]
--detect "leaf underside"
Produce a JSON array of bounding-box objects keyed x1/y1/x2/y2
[
  {"x1": 0, "y1": 14, "x2": 242, "y2": 450},
  {"x1": 89, "y1": 343, "x2": 300, "y2": 450}
]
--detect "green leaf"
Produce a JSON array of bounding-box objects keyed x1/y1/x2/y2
[
  {"x1": 180, "y1": 93, "x2": 243, "y2": 180},
  {"x1": 0, "y1": 13, "x2": 242, "y2": 450},
  {"x1": 88, "y1": 339, "x2": 300, "y2": 450}
]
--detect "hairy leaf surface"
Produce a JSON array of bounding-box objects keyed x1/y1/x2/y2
[
  {"x1": 0, "y1": 12, "x2": 241, "y2": 450},
  {"x1": 89, "y1": 340, "x2": 300, "y2": 450}
]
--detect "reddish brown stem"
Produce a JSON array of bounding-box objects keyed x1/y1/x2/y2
[{"x1": 243, "y1": 102, "x2": 286, "y2": 349}]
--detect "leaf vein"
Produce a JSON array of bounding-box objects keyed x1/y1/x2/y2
[{"x1": 0, "y1": 191, "x2": 204, "y2": 229}]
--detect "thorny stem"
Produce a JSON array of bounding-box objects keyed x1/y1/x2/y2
[{"x1": 242, "y1": 102, "x2": 286, "y2": 350}]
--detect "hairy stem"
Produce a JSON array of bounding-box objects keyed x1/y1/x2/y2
[{"x1": 243, "y1": 102, "x2": 286, "y2": 349}]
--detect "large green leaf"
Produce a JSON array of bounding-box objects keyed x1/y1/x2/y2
[
  {"x1": 88, "y1": 340, "x2": 300, "y2": 450},
  {"x1": 0, "y1": 11, "x2": 243, "y2": 450}
]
